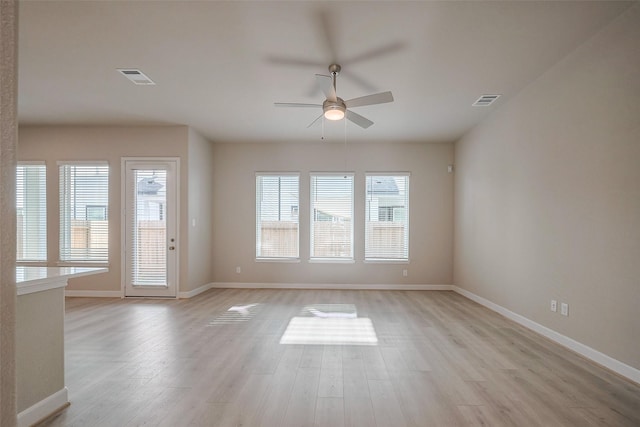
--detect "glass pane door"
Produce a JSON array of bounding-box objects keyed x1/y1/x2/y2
[
  {"x1": 123, "y1": 159, "x2": 178, "y2": 298},
  {"x1": 131, "y1": 169, "x2": 167, "y2": 286}
]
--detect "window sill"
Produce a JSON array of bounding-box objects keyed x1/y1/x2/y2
[
  {"x1": 364, "y1": 259, "x2": 410, "y2": 264},
  {"x1": 256, "y1": 258, "x2": 300, "y2": 263}
]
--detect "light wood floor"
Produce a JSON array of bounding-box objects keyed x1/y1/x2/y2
[{"x1": 41, "y1": 289, "x2": 640, "y2": 427}]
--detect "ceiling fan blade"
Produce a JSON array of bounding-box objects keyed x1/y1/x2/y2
[
  {"x1": 345, "y1": 110, "x2": 374, "y2": 129},
  {"x1": 340, "y1": 69, "x2": 377, "y2": 93},
  {"x1": 265, "y1": 55, "x2": 325, "y2": 68},
  {"x1": 315, "y1": 74, "x2": 336, "y2": 102},
  {"x1": 345, "y1": 91, "x2": 394, "y2": 108},
  {"x1": 317, "y1": 9, "x2": 339, "y2": 62},
  {"x1": 343, "y1": 41, "x2": 405, "y2": 65},
  {"x1": 274, "y1": 103, "x2": 322, "y2": 108},
  {"x1": 307, "y1": 113, "x2": 324, "y2": 128}
]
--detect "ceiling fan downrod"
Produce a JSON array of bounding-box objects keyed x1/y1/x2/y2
[{"x1": 328, "y1": 63, "x2": 341, "y2": 92}]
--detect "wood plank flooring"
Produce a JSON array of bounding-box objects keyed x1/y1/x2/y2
[{"x1": 40, "y1": 289, "x2": 640, "y2": 426}]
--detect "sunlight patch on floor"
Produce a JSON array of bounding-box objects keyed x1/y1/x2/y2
[
  {"x1": 208, "y1": 303, "x2": 261, "y2": 325},
  {"x1": 280, "y1": 303, "x2": 378, "y2": 345}
]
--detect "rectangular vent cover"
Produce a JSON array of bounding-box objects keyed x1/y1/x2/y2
[
  {"x1": 473, "y1": 94, "x2": 500, "y2": 107},
  {"x1": 117, "y1": 69, "x2": 155, "y2": 85}
]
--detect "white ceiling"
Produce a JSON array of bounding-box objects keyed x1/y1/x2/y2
[{"x1": 18, "y1": 1, "x2": 633, "y2": 144}]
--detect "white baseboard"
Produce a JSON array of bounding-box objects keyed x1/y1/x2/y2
[
  {"x1": 178, "y1": 282, "x2": 215, "y2": 299},
  {"x1": 452, "y1": 286, "x2": 640, "y2": 385},
  {"x1": 65, "y1": 290, "x2": 122, "y2": 298},
  {"x1": 65, "y1": 284, "x2": 216, "y2": 299},
  {"x1": 65, "y1": 283, "x2": 452, "y2": 298},
  {"x1": 210, "y1": 282, "x2": 453, "y2": 291},
  {"x1": 18, "y1": 387, "x2": 69, "y2": 427}
]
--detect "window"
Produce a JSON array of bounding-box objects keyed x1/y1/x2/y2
[
  {"x1": 16, "y1": 163, "x2": 47, "y2": 262},
  {"x1": 59, "y1": 163, "x2": 109, "y2": 263},
  {"x1": 365, "y1": 174, "x2": 409, "y2": 261},
  {"x1": 256, "y1": 174, "x2": 299, "y2": 259},
  {"x1": 310, "y1": 174, "x2": 354, "y2": 261}
]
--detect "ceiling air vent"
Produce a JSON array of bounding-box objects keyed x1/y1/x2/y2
[
  {"x1": 473, "y1": 94, "x2": 500, "y2": 107},
  {"x1": 117, "y1": 69, "x2": 155, "y2": 85}
]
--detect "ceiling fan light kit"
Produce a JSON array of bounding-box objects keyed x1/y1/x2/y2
[
  {"x1": 275, "y1": 63, "x2": 393, "y2": 129},
  {"x1": 323, "y1": 100, "x2": 346, "y2": 120}
]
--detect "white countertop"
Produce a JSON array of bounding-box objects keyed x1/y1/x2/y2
[{"x1": 16, "y1": 266, "x2": 108, "y2": 295}]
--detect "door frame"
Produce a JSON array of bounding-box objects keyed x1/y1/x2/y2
[{"x1": 121, "y1": 157, "x2": 180, "y2": 298}]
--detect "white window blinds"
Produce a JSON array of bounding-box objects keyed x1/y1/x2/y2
[
  {"x1": 365, "y1": 174, "x2": 409, "y2": 261},
  {"x1": 59, "y1": 163, "x2": 109, "y2": 262},
  {"x1": 130, "y1": 169, "x2": 168, "y2": 285},
  {"x1": 310, "y1": 174, "x2": 354, "y2": 260},
  {"x1": 256, "y1": 174, "x2": 299, "y2": 259},
  {"x1": 16, "y1": 163, "x2": 47, "y2": 262}
]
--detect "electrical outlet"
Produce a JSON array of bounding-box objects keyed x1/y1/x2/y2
[
  {"x1": 560, "y1": 303, "x2": 569, "y2": 316},
  {"x1": 236, "y1": 266, "x2": 241, "y2": 274},
  {"x1": 550, "y1": 300, "x2": 557, "y2": 312},
  {"x1": 402, "y1": 269, "x2": 408, "y2": 277}
]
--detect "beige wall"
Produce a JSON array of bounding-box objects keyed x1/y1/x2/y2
[
  {"x1": 17, "y1": 125, "x2": 191, "y2": 293},
  {"x1": 454, "y1": 5, "x2": 640, "y2": 369},
  {"x1": 212, "y1": 141, "x2": 454, "y2": 285},
  {"x1": 17, "y1": 126, "x2": 452, "y2": 290},
  {"x1": 16, "y1": 288, "x2": 64, "y2": 413},
  {"x1": 186, "y1": 128, "x2": 215, "y2": 292}
]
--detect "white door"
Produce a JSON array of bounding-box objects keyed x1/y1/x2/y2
[{"x1": 123, "y1": 159, "x2": 179, "y2": 297}]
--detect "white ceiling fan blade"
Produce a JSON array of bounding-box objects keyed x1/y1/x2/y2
[
  {"x1": 343, "y1": 41, "x2": 406, "y2": 65},
  {"x1": 345, "y1": 110, "x2": 374, "y2": 129},
  {"x1": 307, "y1": 113, "x2": 324, "y2": 128},
  {"x1": 265, "y1": 55, "x2": 325, "y2": 68},
  {"x1": 315, "y1": 74, "x2": 337, "y2": 102},
  {"x1": 345, "y1": 91, "x2": 394, "y2": 108},
  {"x1": 274, "y1": 103, "x2": 322, "y2": 108},
  {"x1": 316, "y1": 9, "x2": 339, "y2": 63}
]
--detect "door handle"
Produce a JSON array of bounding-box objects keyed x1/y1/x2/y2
[{"x1": 169, "y1": 246, "x2": 175, "y2": 251}]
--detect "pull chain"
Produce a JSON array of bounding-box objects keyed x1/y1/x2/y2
[{"x1": 344, "y1": 116, "x2": 348, "y2": 171}]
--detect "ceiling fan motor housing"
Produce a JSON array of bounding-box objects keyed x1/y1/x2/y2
[{"x1": 323, "y1": 97, "x2": 346, "y2": 120}]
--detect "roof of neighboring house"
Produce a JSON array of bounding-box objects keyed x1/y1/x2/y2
[
  {"x1": 137, "y1": 177, "x2": 164, "y2": 195},
  {"x1": 367, "y1": 176, "x2": 399, "y2": 195}
]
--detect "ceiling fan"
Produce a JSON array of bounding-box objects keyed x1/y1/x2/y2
[{"x1": 274, "y1": 63, "x2": 394, "y2": 129}]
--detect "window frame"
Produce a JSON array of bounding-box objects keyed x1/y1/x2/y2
[
  {"x1": 364, "y1": 172, "x2": 410, "y2": 263},
  {"x1": 255, "y1": 172, "x2": 300, "y2": 262},
  {"x1": 58, "y1": 161, "x2": 110, "y2": 266},
  {"x1": 16, "y1": 161, "x2": 47, "y2": 264},
  {"x1": 309, "y1": 172, "x2": 355, "y2": 263}
]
